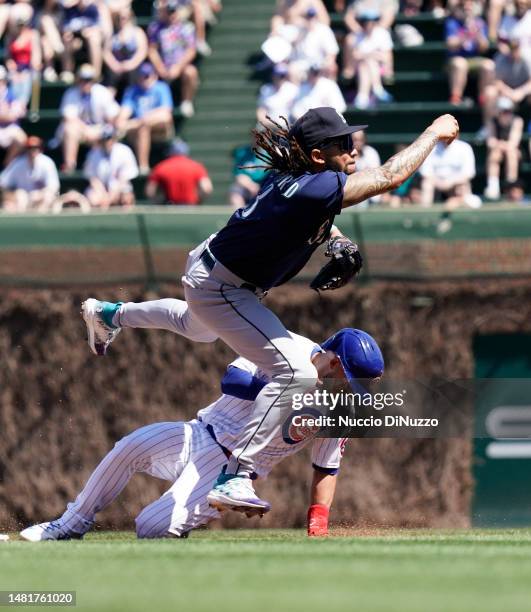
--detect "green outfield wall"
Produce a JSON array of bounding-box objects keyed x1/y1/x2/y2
[
  {"x1": 0, "y1": 206, "x2": 530, "y2": 287},
  {"x1": 1, "y1": 206, "x2": 531, "y2": 249}
]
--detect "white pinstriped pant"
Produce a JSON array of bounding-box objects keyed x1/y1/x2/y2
[{"x1": 58, "y1": 421, "x2": 227, "y2": 538}]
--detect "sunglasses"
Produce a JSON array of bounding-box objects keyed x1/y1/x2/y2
[{"x1": 320, "y1": 135, "x2": 353, "y2": 153}]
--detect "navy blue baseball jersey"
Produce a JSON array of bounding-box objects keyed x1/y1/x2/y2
[{"x1": 209, "y1": 170, "x2": 347, "y2": 290}]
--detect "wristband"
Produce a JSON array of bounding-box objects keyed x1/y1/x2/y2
[{"x1": 307, "y1": 504, "x2": 329, "y2": 537}]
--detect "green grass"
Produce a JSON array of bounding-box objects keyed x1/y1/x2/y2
[{"x1": 2, "y1": 529, "x2": 531, "y2": 612}]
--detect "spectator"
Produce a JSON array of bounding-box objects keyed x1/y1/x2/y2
[
  {"x1": 399, "y1": 0, "x2": 423, "y2": 17},
  {"x1": 0, "y1": 1, "x2": 36, "y2": 41},
  {"x1": 270, "y1": 0, "x2": 330, "y2": 34},
  {"x1": 39, "y1": 0, "x2": 66, "y2": 82},
  {"x1": 103, "y1": 5, "x2": 148, "y2": 95},
  {"x1": 198, "y1": 0, "x2": 223, "y2": 30},
  {"x1": 229, "y1": 138, "x2": 267, "y2": 209},
  {"x1": 179, "y1": 0, "x2": 213, "y2": 56},
  {"x1": 291, "y1": 63, "x2": 346, "y2": 119},
  {"x1": 420, "y1": 138, "x2": 481, "y2": 208},
  {"x1": 58, "y1": 63, "x2": 120, "y2": 172},
  {"x1": 83, "y1": 124, "x2": 138, "y2": 208},
  {"x1": 498, "y1": 0, "x2": 531, "y2": 60},
  {"x1": 147, "y1": 0, "x2": 199, "y2": 118},
  {"x1": 445, "y1": 0, "x2": 491, "y2": 106},
  {"x1": 488, "y1": 0, "x2": 510, "y2": 42},
  {"x1": 352, "y1": 130, "x2": 381, "y2": 205},
  {"x1": 289, "y1": 7, "x2": 339, "y2": 80},
  {"x1": 344, "y1": 0, "x2": 398, "y2": 33},
  {"x1": 145, "y1": 138, "x2": 212, "y2": 205},
  {"x1": 484, "y1": 96, "x2": 524, "y2": 200},
  {"x1": 257, "y1": 63, "x2": 298, "y2": 126},
  {"x1": 342, "y1": 9, "x2": 394, "y2": 108},
  {"x1": 0, "y1": 65, "x2": 27, "y2": 167},
  {"x1": 5, "y1": 3, "x2": 41, "y2": 105},
  {"x1": 483, "y1": 36, "x2": 531, "y2": 124},
  {"x1": 504, "y1": 178, "x2": 530, "y2": 204},
  {"x1": 151, "y1": 0, "x2": 212, "y2": 56},
  {"x1": 0, "y1": 135, "x2": 59, "y2": 212},
  {"x1": 118, "y1": 62, "x2": 174, "y2": 174},
  {"x1": 96, "y1": 0, "x2": 114, "y2": 38},
  {"x1": 60, "y1": 0, "x2": 104, "y2": 82}
]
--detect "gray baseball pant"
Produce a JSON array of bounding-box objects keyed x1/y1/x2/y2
[{"x1": 114, "y1": 237, "x2": 318, "y2": 477}]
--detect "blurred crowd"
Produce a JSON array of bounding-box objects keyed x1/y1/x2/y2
[
  {"x1": 0, "y1": 0, "x2": 220, "y2": 212},
  {"x1": 233, "y1": 0, "x2": 530, "y2": 209},
  {"x1": 0, "y1": 0, "x2": 529, "y2": 212}
]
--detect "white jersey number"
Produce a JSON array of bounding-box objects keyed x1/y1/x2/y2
[{"x1": 240, "y1": 184, "x2": 274, "y2": 218}]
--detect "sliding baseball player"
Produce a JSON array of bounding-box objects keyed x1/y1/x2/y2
[{"x1": 20, "y1": 327, "x2": 383, "y2": 540}]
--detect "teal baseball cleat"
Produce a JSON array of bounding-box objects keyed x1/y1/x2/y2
[
  {"x1": 82, "y1": 298, "x2": 122, "y2": 356},
  {"x1": 207, "y1": 472, "x2": 271, "y2": 516}
]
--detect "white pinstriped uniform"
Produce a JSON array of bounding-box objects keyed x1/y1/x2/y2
[
  {"x1": 197, "y1": 352, "x2": 346, "y2": 479},
  {"x1": 55, "y1": 336, "x2": 346, "y2": 538}
]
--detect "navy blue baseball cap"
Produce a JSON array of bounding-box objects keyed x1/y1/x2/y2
[
  {"x1": 321, "y1": 329, "x2": 384, "y2": 388},
  {"x1": 288, "y1": 107, "x2": 367, "y2": 155}
]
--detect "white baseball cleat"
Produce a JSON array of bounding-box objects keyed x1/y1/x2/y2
[
  {"x1": 207, "y1": 473, "x2": 271, "y2": 515},
  {"x1": 0, "y1": 534, "x2": 9, "y2": 541},
  {"x1": 20, "y1": 521, "x2": 83, "y2": 542},
  {"x1": 82, "y1": 298, "x2": 122, "y2": 356}
]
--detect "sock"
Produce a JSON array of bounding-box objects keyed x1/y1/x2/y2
[
  {"x1": 487, "y1": 176, "x2": 499, "y2": 192},
  {"x1": 101, "y1": 301, "x2": 122, "y2": 328}
]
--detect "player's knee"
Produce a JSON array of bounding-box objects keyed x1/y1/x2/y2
[{"x1": 112, "y1": 428, "x2": 152, "y2": 465}]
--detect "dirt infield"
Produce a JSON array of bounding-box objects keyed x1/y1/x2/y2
[{"x1": 1, "y1": 278, "x2": 531, "y2": 531}]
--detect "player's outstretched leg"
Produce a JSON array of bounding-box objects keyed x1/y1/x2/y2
[
  {"x1": 184, "y1": 282, "x2": 318, "y2": 514},
  {"x1": 20, "y1": 422, "x2": 188, "y2": 542},
  {"x1": 82, "y1": 298, "x2": 122, "y2": 356},
  {"x1": 81, "y1": 297, "x2": 217, "y2": 355}
]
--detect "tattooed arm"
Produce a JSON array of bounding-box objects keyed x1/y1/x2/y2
[{"x1": 342, "y1": 114, "x2": 459, "y2": 208}]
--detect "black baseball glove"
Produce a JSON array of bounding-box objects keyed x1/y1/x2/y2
[{"x1": 310, "y1": 237, "x2": 363, "y2": 292}]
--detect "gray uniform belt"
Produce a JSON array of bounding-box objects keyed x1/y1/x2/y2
[{"x1": 200, "y1": 248, "x2": 260, "y2": 294}]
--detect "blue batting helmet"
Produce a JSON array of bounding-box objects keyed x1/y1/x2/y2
[{"x1": 321, "y1": 328, "x2": 384, "y2": 382}]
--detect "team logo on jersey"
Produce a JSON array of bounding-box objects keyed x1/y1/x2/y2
[
  {"x1": 282, "y1": 408, "x2": 322, "y2": 445},
  {"x1": 308, "y1": 219, "x2": 332, "y2": 245}
]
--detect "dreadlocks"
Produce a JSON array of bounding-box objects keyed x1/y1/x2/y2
[{"x1": 249, "y1": 116, "x2": 313, "y2": 174}]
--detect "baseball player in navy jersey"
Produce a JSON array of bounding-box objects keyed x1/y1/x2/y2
[
  {"x1": 82, "y1": 106, "x2": 458, "y2": 514},
  {"x1": 20, "y1": 328, "x2": 383, "y2": 541}
]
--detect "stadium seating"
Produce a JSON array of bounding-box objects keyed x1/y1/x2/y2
[{"x1": 16, "y1": 0, "x2": 530, "y2": 203}]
